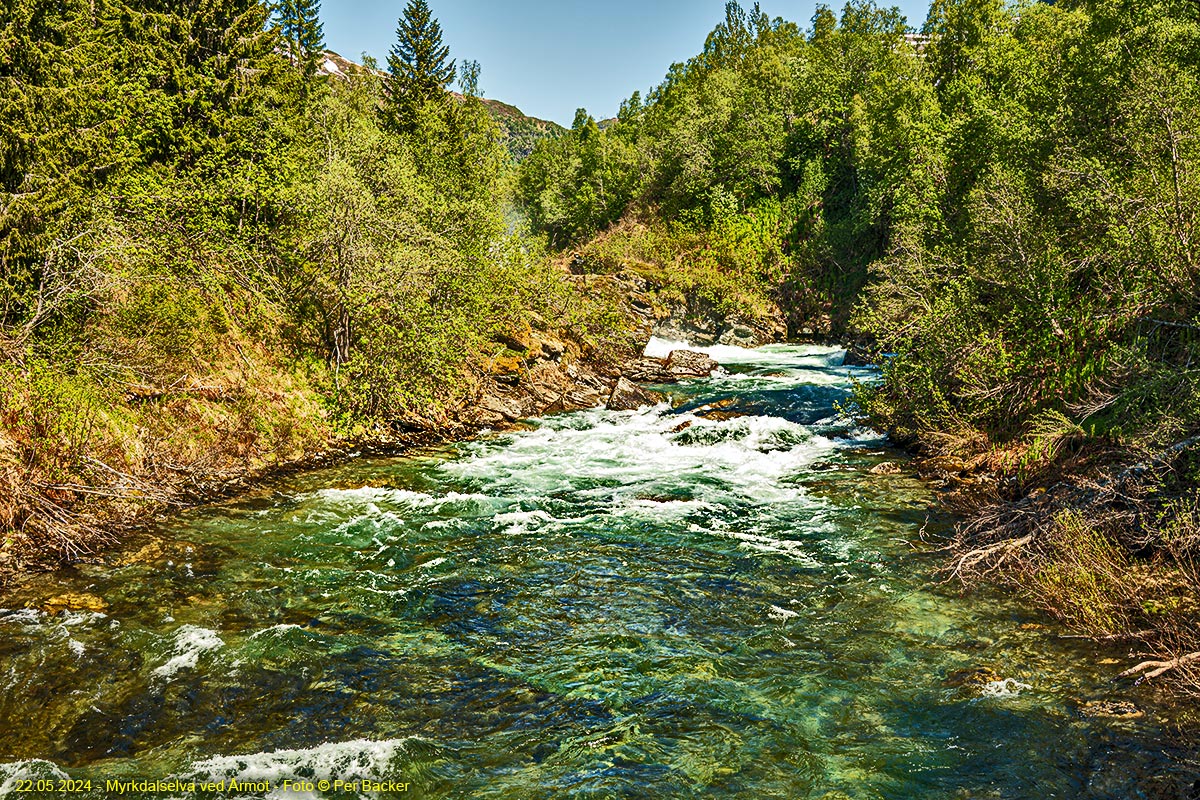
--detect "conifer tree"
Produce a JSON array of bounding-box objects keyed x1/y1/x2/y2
[
  {"x1": 383, "y1": 0, "x2": 456, "y2": 131},
  {"x1": 276, "y1": 0, "x2": 325, "y2": 80}
]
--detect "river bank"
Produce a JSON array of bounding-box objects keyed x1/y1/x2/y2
[
  {"x1": 3, "y1": 340, "x2": 1196, "y2": 798},
  {"x1": 5, "y1": 263, "x2": 1198, "y2": 715},
  {"x1": 0, "y1": 269, "x2": 783, "y2": 591},
  {"x1": 893, "y1": 430, "x2": 1200, "y2": 703}
]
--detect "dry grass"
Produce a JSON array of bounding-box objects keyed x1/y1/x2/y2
[
  {"x1": 922, "y1": 429, "x2": 1200, "y2": 696},
  {"x1": 0, "y1": 331, "x2": 336, "y2": 586}
]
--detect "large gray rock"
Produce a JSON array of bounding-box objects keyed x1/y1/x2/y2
[
  {"x1": 665, "y1": 350, "x2": 719, "y2": 378},
  {"x1": 717, "y1": 325, "x2": 758, "y2": 348},
  {"x1": 621, "y1": 350, "x2": 719, "y2": 384},
  {"x1": 606, "y1": 377, "x2": 665, "y2": 411},
  {"x1": 623, "y1": 357, "x2": 673, "y2": 383}
]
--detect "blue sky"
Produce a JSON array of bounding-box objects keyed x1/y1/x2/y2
[{"x1": 321, "y1": 1, "x2": 932, "y2": 126}]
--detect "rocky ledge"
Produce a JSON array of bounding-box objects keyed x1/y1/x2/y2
[
  {"x1": 462, "y1": 338, "x2": 723, "y2": 426},
  {"x1": 606, "y1": 349, "x2": 720, "y2": 411}
]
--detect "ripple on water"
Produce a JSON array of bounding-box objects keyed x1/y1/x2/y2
[{"x1": 0, "y1": 341, "x2": 1192, "y2": 799}]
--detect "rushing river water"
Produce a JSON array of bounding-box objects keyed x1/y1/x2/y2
[{"x1": 1, "y1": 342, "x2": 1195, "y2": 799}]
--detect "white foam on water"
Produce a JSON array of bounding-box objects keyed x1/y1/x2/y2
[
  {"x1": 330, "y1": 511, "x2": 407, "y2": 541},
  {"x1": 615, "y1": 497, "x2": 715, "y2": 521},
  {"x1": 182, "y1": 738, "x2": 421, "y2": 797},
  {"x1": 310, "y1": 487, "x2": 495, "y2": 515},
  {"x1": 153, "y1": 625, "x2": 224, "y2": 679},
  {"x1": 0, "y1": 609, "x2": 44, "y2": 626},
  {"x1": 644, "y1": 336, "x2": 847, "y2": 369},
  {"x1": 978, "y1": 678, "x2": 1033, "y2": 699},
  {"x1": 250, "y1": 624, "x2": 304, "y2": 639},
  {"x1": 447, "y1": 411, "x2": 834, "y2": 511},
  {"x1": 725, "y1": 529, "x2": 823, "y2": 565},
  {"x1": 769, "y1": 605, "x2": 800, "y2": 622},
  {"x1": 492, "y1": 509, "x2": 555, "y2": 530}
]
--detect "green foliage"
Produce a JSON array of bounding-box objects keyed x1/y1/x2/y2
[
  {"x1": 1033, "y1": 512, "x2": 1132, "y2": 636},
  {"x1": 0, "y1": 0, "x2": 558, "y2": 440},
  {"x1": 515, "y1": 0, "x2": 926, "y2": 332},
  {"x1": 275, "y1": 0, "x2": 326, "y2": 80},
  {"x1": 0, "y1": 360, "x2": 108, "y2": 482},
  {"x1": 857, "y1": 0, "x2": 1200, "y2": 451},
  {"x1": 512, "y1": 0, "x2": 1184, "y2": 457},
  {"x1": 383, "y1": 0, "x2": 456, "y2": 133}
]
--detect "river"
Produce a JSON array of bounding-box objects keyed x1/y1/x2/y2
[{"x1": 0, "y1": 341, "x2": 1193, "y2": 799}]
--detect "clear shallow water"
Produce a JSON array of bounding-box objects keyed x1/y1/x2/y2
[{"x1": 0, "y1": 342, "x2": 1195, "y2": 799}]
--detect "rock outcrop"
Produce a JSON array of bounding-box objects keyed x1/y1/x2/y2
[
  {"x1": 652, "y1": 298, "x2": 786, "y2": 348},
  {"x1": 621, "y1": 350, "x2": 719, "y2": 384},
  {"x1": 665, "y1": 350, "x2": 719, "y2": 378},
  {"x1": 606, "y1": 378, "x2": 665, "y2": 411}
]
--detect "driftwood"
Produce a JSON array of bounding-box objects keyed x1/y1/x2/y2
[
  {"x1": 1117, "y1": 651, "x2": 1200, "y2": 683},
  {"x1": 951, "y1": 535, "x2": 1033, "y2": 580}
]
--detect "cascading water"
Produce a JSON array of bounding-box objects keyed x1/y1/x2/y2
[{"x1": 0, "y1": 340, "x2": 1191, "y2": 799}]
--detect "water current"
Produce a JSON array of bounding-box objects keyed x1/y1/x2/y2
[{"x1": 0, "y1": 341, "x2": 1194, "y2": 799}]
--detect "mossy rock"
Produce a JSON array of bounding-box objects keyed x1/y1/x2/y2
[
  {"x1": 38, "y1": 592, "x2": 108, "y2": 614},
  {"x1": 945, "y1": 666, "x2": 1001, "y2": 687},
  {"x1": 1080, "y1": 699, "x2": 1144, "y2": 719}
]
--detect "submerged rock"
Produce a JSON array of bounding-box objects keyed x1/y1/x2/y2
[
  {"x1": 607, "y1": 378, "x2": 665, "y2": 412},
  {"x1": 1080, "y1": 699, "x2": 1144, "y2": 719},
  {"x1": 945, "y1": 666, "x2": 1002, "y2": 688},
  {"x1": 693, "y1": 397, "x2": 749, "y2": 421},
  {"x1": 39, "y1": 592, "x2": 108, "y2": 615},
  {"x1": 870, "y1": 461, "x2": 903, "y2": 476}
]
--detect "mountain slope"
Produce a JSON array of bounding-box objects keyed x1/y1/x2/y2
[{"x1": 318, "y1": 50, "x2": 563, "y2": 160}]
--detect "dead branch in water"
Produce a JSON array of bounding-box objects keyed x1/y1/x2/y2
[
  {"x1": 951, "y1": 535, "x2": 1033, "y2": 580},
  {"x1": 1117, "y1": 651, "x2": 1200, "y2": 682}
]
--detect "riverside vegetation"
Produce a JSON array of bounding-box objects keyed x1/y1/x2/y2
[
  {"x1": 516, "y1": 0, "x2": 1200, "y2": 694},
  {"x1": 2, "y1": 0, "x2": 1199, "y2": 703},
  {"x1": 0, "y1": 0, "x2": 630, "y2": 576}
]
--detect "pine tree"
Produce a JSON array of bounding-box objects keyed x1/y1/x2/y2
[
  {"x1": 276, "y1": 0, "x2": 325, "y2": 80},
  {"x1": 383, "y1": 0, "x2": 456, "y2": 131}
]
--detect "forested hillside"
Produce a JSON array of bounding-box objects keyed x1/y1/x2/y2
[
  {"x1": 0, "y1": 0, "x2": 630, "y2": 574},
  {"x1": 517, "y1": 0, "x2": 1200, "y2": 685},
  {"x1": 317, "y1": 50, "x2": 565, "y2": 160}
]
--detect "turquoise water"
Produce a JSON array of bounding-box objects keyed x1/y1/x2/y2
[{"x1": 0, "y1": 342, "x2": 1193, "y2": 799}]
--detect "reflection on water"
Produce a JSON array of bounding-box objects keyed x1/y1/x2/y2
[{"x1": 0, "y1": 341, "x2": 1196, "y2": 799}]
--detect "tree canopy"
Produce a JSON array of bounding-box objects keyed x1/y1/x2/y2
[{"x1": 384, "y1": 0, "x2": 457, "y2": 132}]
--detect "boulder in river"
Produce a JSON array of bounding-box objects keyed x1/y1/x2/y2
[
  {"x1": 666, "y1": 349, "x2": 719, "y2": 378},
  {"x1": 607, "y1": 377, "x2": 665, "y2": 411},
  {"x1": 622, "y1": 350, "x2": 719, "y2": 383},
  {"x1": 622, "y1": 357, "x2": 674, "y2": 383},
  {"x1": 944, "y1": 666, "x2": 1002, "y2": 688},
  {"x1": 1080, "y1": 699, "x2": 1144, "y2": 719}
]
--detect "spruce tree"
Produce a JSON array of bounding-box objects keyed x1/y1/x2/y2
[
  {"x1": 276, "y1": 0, "x2": 325, "y2": 80},
  {"x1": 383, "y1": 0, "x2": 456, "y2": 131}
]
